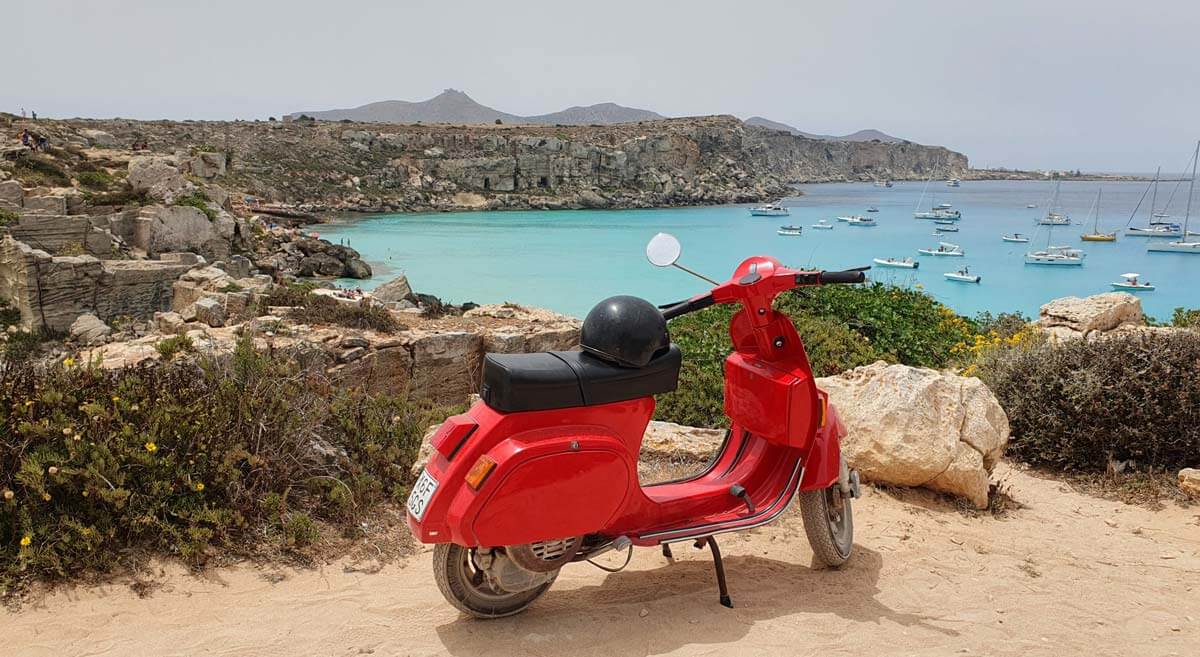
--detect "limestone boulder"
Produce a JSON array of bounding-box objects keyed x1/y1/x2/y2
[
  {"x1": 372, "y1": 274, "x2": 415, "y2": 303},
  {"x1": 815, "y1": 361, "x2": 1010, "y2": 509},
  {"x1": 0, "y1": 180, "x2": 23, "y2": 207},
  {"x1": 134, "y1": 205, "x2": 235, "y2": 258},
  {"x1": 24, "y1": 195, "x2": 67, "y2": 215},
  {"x1": 193, "y1": 297, "x2": 226, "y2": 327},
  {"x1": 1180, "y1": 469, "x2": 1200, "y2": 500},
  {"x1": 183, "y1": 152, "x2": 227, "y2": 179},
  {"x1": 1037, "y1": 293, "x2": 1143, "y2": 339},
  {"x1": 408, "y1": 330, "x2": 483, "y2": 404},
  {"x1": 69, "y1": 313, "x2": 112, "y2": 345},
  {"x1": 80, "y1": 129, "x2": 120, "y2": 148},
  {"x1": 640, "y1": 421, "x2": 725, "y2": 460},
  {"x1": 128, "y1": 156, "x2": 191, "y2": 201}
]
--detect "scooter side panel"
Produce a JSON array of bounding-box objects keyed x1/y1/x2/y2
[
  {"x1": 799, "y1": 396, "x2": 844, "y2": 490},
  {"x1": 472, "y1": 444, "x2": 630, "y2": 546}
]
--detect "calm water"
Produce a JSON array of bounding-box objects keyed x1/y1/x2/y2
[{"x1": 319, "y1": 180, "x2": 1199, "y2": 320}]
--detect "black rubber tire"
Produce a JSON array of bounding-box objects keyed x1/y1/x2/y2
[
  {"x1": 798, "y1": 485, "x2": 854, "y2": 568},
  {"x1": 432, "y1": 544, "x2": 557, "y2": 619}
]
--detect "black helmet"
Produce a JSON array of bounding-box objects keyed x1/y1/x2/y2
[{"x1": 580, "y1": 295, "x2": 669, "y2": 368}]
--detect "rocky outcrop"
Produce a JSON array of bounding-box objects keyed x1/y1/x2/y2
[
  {"x1": 748, "y1": 126, "x2": 969, "y2": 182},
  {"x1": 252, "y1": 228, "x2": 372, "y2": 280},
  {"x1": 1180, "y1": 469, "x2": 1200, "y2": 499},
  {"x1": 68, "y1": 313, "x2": 112, "y2": 345},
  {"x1": 128, "y1": 155, "x2": 193, "y2": 202},
  {"x1": 816, "y1": 361, "x2": 1010, "y2": 508},
  {"x1": 133, "y1": 205, "x2": 236, "y2": 259},
  {"x1": 1037, "y1": 292, "x2": 1144, "y2": 341},
  {"x1": 372, "y1": 274, "x2": 415, "y2": 304}
]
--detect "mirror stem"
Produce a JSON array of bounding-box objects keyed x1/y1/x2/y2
[{"x1": 672, "y1": 263, "x2": 721, "y2": 286}]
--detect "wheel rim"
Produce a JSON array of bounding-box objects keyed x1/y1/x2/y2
[
  {"x1": 824, "y1": 487, "x2": 853, "y2": 554},
  {"x1": 451, "y1": 548, "x2": 527, "y2": 604}
]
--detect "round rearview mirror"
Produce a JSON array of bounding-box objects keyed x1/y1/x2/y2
[{"x1": 646, "y1": 232, "x2": 682, "y2": 267}]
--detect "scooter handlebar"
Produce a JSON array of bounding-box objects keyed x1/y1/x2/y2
[
  {"x1": 815, "y1": 269, "x2": 868, "y2": 285},
  {"x1": 659, "y1": 294, "x2": 715, "y2": 320}
]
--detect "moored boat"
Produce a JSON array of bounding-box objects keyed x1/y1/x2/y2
[
  {"x1": 1025, "y1": 245, "x2": 1085, "y2": 265},
  {"x1": 1036, "y1": 181, "x2": 1071, "y2": 225},
  {"x1": 749, "y1": 203, "x2": 789, "y2": 217},
  {"x1": 946, "y1": 178, "x2": 961, "y2": 187},
  {"x1": 811, "y1": 219, "x2": 835, "y2": 229},
  {"x1": 1002, "y1": 233, "x2": 1031, "y2": 243},
  {"x1": 866, "y1": 206, "x2": 879, "y2": 213},
  {"x1": 846, "y1": 216, "x2": 877, "y2": 227},
  {"x1": 914, "y1": 174, "x2": 964, "y2": 220},
  {"x1": 933, "y1": 225, "x2": 959, "y2": 232},
  {"x1": 1147, "y1": 141, "x2": 1200, "y2": 256},
  {"x1": 873, "y1": 257, "x2": 919, "y2": 269},
  {"x1": 1110, "y1": 272, "x2": 1155, "y2": 291},
  {"x1": 1080, "y1": 188, "x2": 1117, "y2": 241},
  {"x1": 918, "y1": 242, "x2": 965, "y2": 256},
  {"x1": 944, "y1": 267, "x2": 980, "y2": 283},
  {"x1": 777, "y1": 225, "x2": 803, "y2": 236}
]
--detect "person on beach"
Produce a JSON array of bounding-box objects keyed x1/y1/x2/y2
[
  {"x1": 36, "y1": 136, "x2": 47, "y2": 151},
  {"x1": 20, "y1": 129, "x2": 31, "y2": 148},
  {"x1": 31, "y1": 111, "x2": 37, "y2": 121}
]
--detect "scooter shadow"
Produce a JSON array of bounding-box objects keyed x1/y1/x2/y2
[{"x1": 435, "y1": 545, "x2": 957, "y2": 656}]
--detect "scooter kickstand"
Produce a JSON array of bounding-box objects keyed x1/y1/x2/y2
[
  {"x1": 661, "y1": 543, "x2": 674, "y2": 560},
  {"x1": 694, "y1": 537, "x2": 732, "y2": 608}
]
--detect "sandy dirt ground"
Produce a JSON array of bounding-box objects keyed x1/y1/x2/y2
[{"x1": 4, "y1": 464, "x2": 1198, "y2": 657}]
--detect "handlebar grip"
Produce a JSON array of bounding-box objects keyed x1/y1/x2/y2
[
  {"x1": 818, "y1": 270, "x2": 868, "y2": 285},
  {"x1": 660, "y1": 294, "x2": 715, "y2": 320}
]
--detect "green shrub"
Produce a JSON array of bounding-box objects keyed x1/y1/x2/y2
[
  {"x1": 977, "y1": 331, "x2": 1200, "y2": 472},
  {"x1": 75, "y1": 170, "x2": 114, "y2": 190},
  {"x1": 155, "y1": 335, "x2": 195, "y2": 360},
  {"x1": 174, "y1": 192, "x2": 216, "y2": 221},
  {"x1": 263, "y1": 280, "x2": 319, "y2": 307},
  {"x1": 1170, "y1": 307, "x2": 1200, "y2": 329},
  {"x1": 0, "y1": 207, "x2": 18, "y2": 227},
  {"x1": 83, "y1": 186, "x2": 149, "y2": 209},
  {"x1": 0, "y1": 300, "x2": 20, "y2": 328},
  {"x1": 0, "y1": 340, "x2": 451, "y2": 594},
  {"x1": 3, "y1": 330, "x2": 53, "y2": 363},
  {"x1": 785, "y1": 283, "x2": 978, "y2": 367},
  {"x1": 269, "y1": 290, "x2": 400, "y2": 333},
  {"x1": 974, "y1": 311, "x2": 1030, "y2": 339},
  {"x1": 13, "y1": 155, "x2": 70, "y2": 187}
]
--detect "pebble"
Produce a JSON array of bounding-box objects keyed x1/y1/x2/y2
[{"x1": 639, "y1": 608, "x2": 649, "y2": 618}]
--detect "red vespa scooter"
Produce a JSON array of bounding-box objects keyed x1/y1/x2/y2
[{"x1": 406, "y1": 233, "x2": 866, "y2": 618}]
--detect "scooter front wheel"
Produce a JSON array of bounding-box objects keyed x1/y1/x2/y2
[
  {"x1": 432, "y1": 544, "x2": 558, "y2": 619},
  {"x1": 798, "y1": 484, "x2": 854, "y2": 568}
]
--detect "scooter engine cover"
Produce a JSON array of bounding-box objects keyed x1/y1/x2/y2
[{"x1": 472, "y1": 449, "x2": 629, "y2": 546}]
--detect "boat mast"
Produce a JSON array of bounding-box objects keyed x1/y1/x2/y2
[
  {"x1": 1149, "y1": 167, "x2": 1160, "y2": 226},
  {"x1": 1183, "y1": 140, "x2": 1199, "y2": 238},
  {"x1": 915, "y1": 170, "x2": 933, "y2": 213}
]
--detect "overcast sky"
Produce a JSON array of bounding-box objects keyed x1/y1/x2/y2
[{"x1": 7, "y1": 0, "x2": 1198, "y2": 172}]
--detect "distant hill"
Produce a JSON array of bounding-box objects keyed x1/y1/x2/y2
[
  {"x1": 291, "y1": 90, "x2": 663, "y2": 125},
  {"x1": 745, "y1": 116, "x2": 905, "y2": 143}
]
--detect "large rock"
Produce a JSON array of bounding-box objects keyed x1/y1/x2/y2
[
  {"x1": 816, "y1": 361, "x2": 1010, "y2": 508},
  {"x1": 184, "y1": 152, "x2": 227, "y2": 179},
  {"x1": 1180, "y1": 469, "x2": 1200, "y2": 500},
  {"x1": 1037, "y1": 293, "x2": 1143, "y2": 339},
  {"x1": 372, "y1": 274, "x2": 415, "y2": 303},
  {"x1": 128, "y1": 156, "x2": 191, "y2": 201},
  {"x1": 193, "y1": 297, "x2": 226, "y2": 327},
  {"x1": 133, "y1": 205, "x2": 235, "y2": 258},
  {"x1": 24, "y1": 195, "x2": 67, "y2": 215},
  {"x1": 68, "y1": 313, "x2": 112, "y2": 345},
  {"x1": 80, "y1": 129, "x2": 120, "y2": 148},
  {"x1": 408, "y1": 330, "x2": 483, "y2": 404},
  {"x1": 0, "y1": 180, "x2": 23, "y2": 207}
]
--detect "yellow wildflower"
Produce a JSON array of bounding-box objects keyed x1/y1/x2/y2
[
  {"x1": 20, "y1": 535, "x2": 31, "y2": 547},
  {"x1": 63, "y1": 357, "x2": 76, "y2": 367},
  {"x1": 3, "y1": 489, "x2": 13, "y2": 500},
  {"x1": 73, "y1": 433, "x2": 81, "y2": 441},
  {"x1": 48, "y1": 466, "x2": 59, "y2": 475},
  {"x1": 82, "y1": 490, "x2": 89, "y2": 497},
  {"x1": 194, "y1": 482, "x2": 205, "y2": 492},
  {"x1": 112, "y1": 396, "x2": 121, "y2": 402},
  {"x1": 144, "y1": 441, "x2": 158, "y2": 453},
  {"x1": 62, "y1": 427, "x2": 73, "y2": 436},
  {"x1": 42, "y1": 493, "x2": 51, "y2": 501}
]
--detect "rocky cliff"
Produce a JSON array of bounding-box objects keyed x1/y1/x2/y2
[{"x1": 12, "y1": 114, "x2": 968, "y2": 213}]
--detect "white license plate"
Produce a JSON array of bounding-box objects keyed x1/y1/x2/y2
[{"x1": 406, "y1": 470, "x2": 439, "y2": 521}]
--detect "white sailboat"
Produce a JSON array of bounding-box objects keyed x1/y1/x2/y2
[
  {"x1": 1126, "y1": 167, "x2": 1184, "y2": 237},
  {"x1": 914, "y1": 172, "x2": 962, "y2": 220},
  {"x1": 1148, "y1": 140, "x2": 1200, "y2": 255},
  {"x1": 1036, "y1": 181, "x2": 1071, "y2": 225},
  {"x1": 1025, "y1": 220, "x2": 1084, "y2": 265}
]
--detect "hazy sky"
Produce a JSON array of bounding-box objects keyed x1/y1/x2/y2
[{"x1": 7, "y1": 0, "x2": 1198, "y2": 172}]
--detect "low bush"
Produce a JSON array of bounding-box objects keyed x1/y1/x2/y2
[
  {"x1": 13, "y1": 155, "x2": 70, "y2": 187},
  {"x1": 0, "y1": 340, "x2": 450, "y2": 595},
  {"x1": 83, "y1": 186, "x2": 149, "y2": 209},
  {"x1": 0, "y1": 300, "x2": 20, "y2": 328},
  {"x1": 75, "y1": 170, "x2": 114, "y2": 190},
  {"x1": 154, "y1": 335, "x2": 195, "y2": 360},
  {"x1": 1169, "y1": 307, "x2": 1200, "y2": 329},
  {"x1": 976, "y1": 331, "x2": 1200, "y2": 472},
  {"x1": 0, "y1": 207, "x2": 18, "y2": 227},
  {"x1": 264, "y1": 285, "x2": 399, "y2": 333},
  {"x1": 174, "y1": 192, "x2": 217, "y2": 221}
]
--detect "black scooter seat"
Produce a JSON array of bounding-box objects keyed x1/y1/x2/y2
[{"x1": 480, "y1": 345, "x2": 682, "y2": 413}]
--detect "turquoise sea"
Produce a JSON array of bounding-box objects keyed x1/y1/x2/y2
[{"x1": 318, "y1": 180, "x2": 1198, "y2": 321}]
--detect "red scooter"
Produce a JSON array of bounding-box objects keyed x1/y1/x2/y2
[{"x1": 407, "y1": 233, "x2": 866, "y2": 618}]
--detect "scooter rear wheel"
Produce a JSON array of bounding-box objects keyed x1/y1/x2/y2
[
  {"x1": 798, "y1": 484, "x2": 854, "y2": 568},
  {"x1": 433, "y1": 544, "x2": 558, "y2": 619}
]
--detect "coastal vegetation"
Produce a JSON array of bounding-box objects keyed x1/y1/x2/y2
[{"x1": 0, "y1": 340, "x2": 448, "y2": 598}]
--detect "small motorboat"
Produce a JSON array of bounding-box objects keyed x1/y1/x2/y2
[
  {"x1": 873, "y1": 180, "x2": 893, "y2": 188},
  {"x1": 873, "y1": 257, "x2": 919, "y2": 269},
  {"x1": 811, "y1": 219, "x2": 835, "y2": 230},
  {"x1": 918, "y1": 242, "x2": 965, "y2": 256},
  {"x1": 1002, "y1": 233, "x2": 1031, "y2": 243},
  {"x1": 750, "y1": 203, "x2": 789, "y2": 217},
  {"x1": 1110, "y1": 272, "x2": 1155, "y2": 292},
  {"x1": 933, "y1": 219, "x2": 956, "y2": 225},
  {"x1": 777, "y1": 225, "x2": 803, "y2": 236},
  {"x1": 946, "y1": 178, "x2": 961, "y2": 187},
  {"x1": 836, "y1": 215, "x2": 856, "y2": 222},
  {"x1": 866, "y1": 206, "x2": 879, "y2": 213},
  {"x1": 1026, "y1": 203, "x2": 1038, "y2": 209},
  {"x1": 846, "y1": 216, "x2": 877, "y2": 227},
  {"x1": 933, "y1": 225, "x2": 959, "y2": 232},
  {"x1": 944, "y1": 267, "x2": 981, "y2": 283}
]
